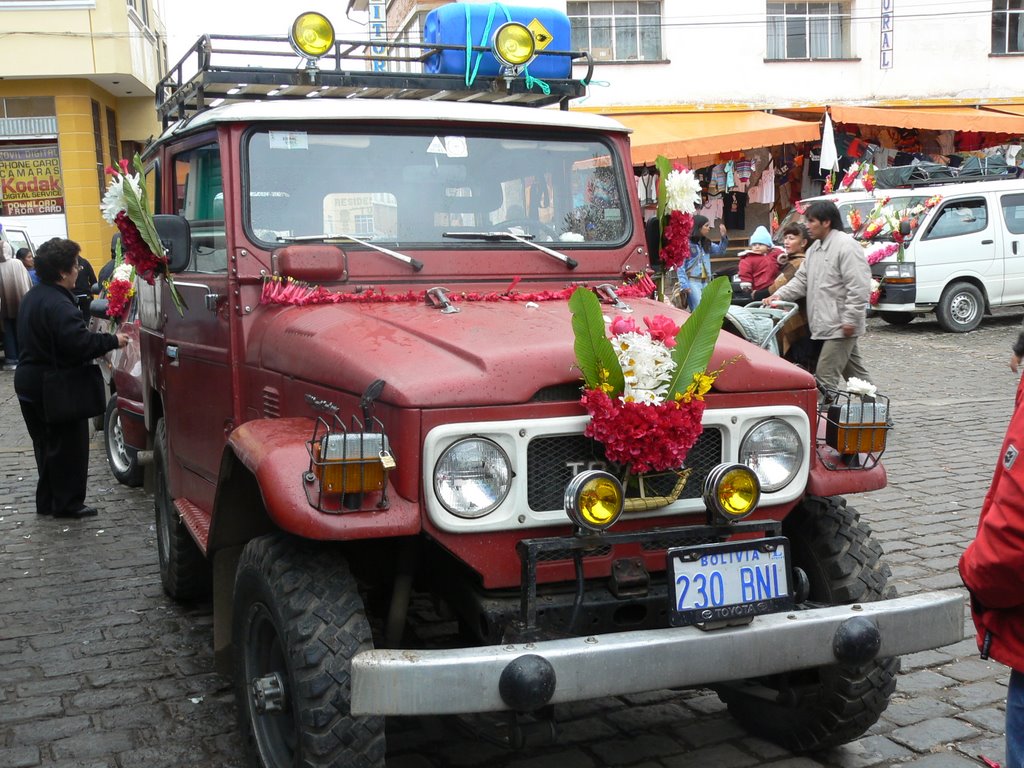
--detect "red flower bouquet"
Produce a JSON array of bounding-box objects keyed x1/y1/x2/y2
[
  {"x1": 654, "y1": 155, "x2": 703, "y2": 273},
  {"x1": 569, "y1": 277, "x2": 731, "y2": 478},
  {"x1": 101, "y1": 155, "x2": 185, "y2": 314}
]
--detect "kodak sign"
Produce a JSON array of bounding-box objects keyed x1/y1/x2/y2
[{"x1": 0, "y1": 143, "x2": 65, "y2": 216}]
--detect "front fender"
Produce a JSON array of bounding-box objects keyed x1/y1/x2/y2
[
  {"x1": 806, "y1": 460, "x2": 887, "y2": 496},
  {"x1": 226, "y1": 418, "x2": 421, "y2": 540}
]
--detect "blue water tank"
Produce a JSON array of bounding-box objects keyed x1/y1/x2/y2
[{"x1": 423, "y1": 3, "x2": 572, "y2": 80}]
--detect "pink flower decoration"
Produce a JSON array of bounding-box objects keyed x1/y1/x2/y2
[
  {"x1": 610, "y1": 316, "x2": 638, "y2": 336},
  {"x1": 643, "y1": 315, "x2": 680, "y2": 347}
]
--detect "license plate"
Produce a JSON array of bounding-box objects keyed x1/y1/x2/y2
[{"x1": 668, "y1": 537, "x2": 793, "y2": 627}]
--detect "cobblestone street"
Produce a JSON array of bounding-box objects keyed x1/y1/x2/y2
[{"x1": 0, "y1": 309, "x2": 1020, "y2": 768}]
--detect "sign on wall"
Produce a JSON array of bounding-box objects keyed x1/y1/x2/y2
[
  {"x1": 0, "y1": 143, "x2": 64, "y2": 216},
  {"x1": 880, "y1": 0, "x2": 894, "y2": 69},
  {"x1": 368, "y1": 0, "x2": 386, "y2": 72}
]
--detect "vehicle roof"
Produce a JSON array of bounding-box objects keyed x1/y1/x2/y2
[
  {"x1": 156, "y1": 99, "x2": 631, "y2": 144},
  {"x1": 804, "y1": 176, "x2": 1024, "y2": 203}
]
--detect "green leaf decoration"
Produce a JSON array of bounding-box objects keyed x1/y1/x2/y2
[
  {"x1": 666, "y1": 276, "x2": 731, "y2": 398},
  {"x1": 569, "y1": 287, "x2": 624, "y2": 396},
  {"x1": 655, "y1": 155, "x2": 673, "y2": 234},
  {"x1": 122, "y1": 179, "x2": 165, "y2": 261}
]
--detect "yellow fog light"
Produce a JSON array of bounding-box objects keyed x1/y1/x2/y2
[
  {"x1": 564, "y1": 470, "x2": 623, "y2": 532},
  {"x1": 703, "y1": 463, "x2": 761, "y2": 523},
  {"x1": 290, "y1": 12, "x2": 335, "y2": 59},
  {"x1": 492, "y1": 22, "x2": 537, "y2": 69}
]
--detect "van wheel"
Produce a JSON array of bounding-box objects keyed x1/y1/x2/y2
[
  {"x1": 104, "y1": 396, "x2": 143, "y2": 487},
  {"x1": 154, "y1": 418, "x2": 211, "y2": 600},
  {"x1": 877, "y1": 311, "x2": 914, "y2": 326},
  {"x1": 936, "y1": 282, "x2": 984, "y2": 332},
  {"x1": 715, "y1": 496, "x2": 899, "y2": 752},
  {"x1": 234, "y1": 534, "x2": 385, "y2": 768}
]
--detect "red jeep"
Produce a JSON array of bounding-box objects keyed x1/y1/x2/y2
[{"x1": 131, "y1": 16, "x2": 962, "y2": 768}]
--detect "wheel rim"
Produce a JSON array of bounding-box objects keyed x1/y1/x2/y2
[
  {"x1": 949, "y1": 291, "x2": 979, "y2": 326},
  {"x1": 106, "y1": 407, "x2": 132, "y2": 473},
  {"x1": 243, "y1": 603, "x2": 297, "y2": 767}
]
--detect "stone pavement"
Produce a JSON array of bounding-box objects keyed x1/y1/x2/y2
[{"x1": 0, "y1": 309, "x2": 1020, "y2": 768}]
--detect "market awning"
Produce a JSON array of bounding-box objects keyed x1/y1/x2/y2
[
  {"x1": 984, "y1": 104, "x2": 1024, "y2": 118},
  {"x1": 829, "y1": 104, "x2": 1024, "y2": 134},
  {"x1": 611, "y1": 111, "x2": 822, "y2": 165}
]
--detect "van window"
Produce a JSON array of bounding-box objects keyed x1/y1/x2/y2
[
  {"x1": 5, "y1": 228, "x2": 31, "y2": 255},
  {"x1": 173, "y1": 143, "x2": 226, "y2": 273},
  {"x1": 923, "y1": 199, "x2": 988, "y2": 240},
  {"x1": 1001, "y1": 193, "x2": 1024, "y2": 235}
]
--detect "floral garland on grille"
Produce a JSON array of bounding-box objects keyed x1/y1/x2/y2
[{"x1": 570, "y1": 276, "x2": 732, "y2": 476}]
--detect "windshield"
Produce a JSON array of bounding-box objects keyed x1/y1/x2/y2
[
  {"x1": 779, "y1": 195, "x2": 933, "y2": 242},
  {"x1": 245, "y1": 129, "x2": 629, "y2": 248}
]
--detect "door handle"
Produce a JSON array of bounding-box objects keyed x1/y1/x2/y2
[
  {"x1": 166, "y1": 345, "x2": 179, "y2": 361},
  {"x1": 1015, "y1": 241, "x2": 1019, "y2": 255},
  {"x1": 981, "y1": 239, "x2": 994, "y2": 245}
]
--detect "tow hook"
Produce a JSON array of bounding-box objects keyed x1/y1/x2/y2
[{"x1": 251, "y1": 672, "x2": 287, "y2": 714}]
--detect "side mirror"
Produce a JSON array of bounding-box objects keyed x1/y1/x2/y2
[
  {"x1": 899, "y1": 220, "x2": 912, "y2": 236},
  {"x1": 153, "y1": 214, "x2": 191, "y2": 273},
  {"x1": 644, "y1": 217, "x2": 662, "y2": 267},
  {"x1": 89, "y1": 298, "x2": 109, "y2": 319}
]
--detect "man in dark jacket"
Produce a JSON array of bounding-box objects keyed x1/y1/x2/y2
[
  {"x1": 73, "y1": 254, "x2": 98, "y2": 322},
  {"x1": 959, "y1": 393, "x2": 1024, "y2": 768}
]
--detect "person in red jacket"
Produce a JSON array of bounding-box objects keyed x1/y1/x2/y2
[
  {"x1": 737, "y1": 225, "x2": 783, "y2": 293},
  {"x1": 960, "y1": 393, "x2": 1024, "y2": 768}
]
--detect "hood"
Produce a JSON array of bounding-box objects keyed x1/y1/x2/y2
[{"x1": 252, "y1": 297, "x2": 815, "y2": 408}]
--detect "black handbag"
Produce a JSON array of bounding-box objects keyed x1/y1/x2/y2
[{"x1": 42, "y1": 363, "x2": 106, "y2": 424}]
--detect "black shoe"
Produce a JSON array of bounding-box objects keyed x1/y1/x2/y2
[{"x1": 55, "y1": 506, "x2": 98, "y2": 519}]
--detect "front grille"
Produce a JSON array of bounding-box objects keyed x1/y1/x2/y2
[{"x1": 526, "y1": 429, "x2": 723, "y2": 511}]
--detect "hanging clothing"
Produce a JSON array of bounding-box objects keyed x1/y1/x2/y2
[{"x1": 722, "y1": 191, "x2": 748, "y2": 230}]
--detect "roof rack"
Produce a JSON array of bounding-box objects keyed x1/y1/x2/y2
[
  {"x1": 156, "y1": 34, "x2": 594, "y2": 129},
  {"x1": 874, "y1": 156, "x2": 1021, "y2": 189}
]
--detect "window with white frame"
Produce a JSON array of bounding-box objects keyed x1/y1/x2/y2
[
  {"x1": 766, "y1": 2, "x2": 851, "y2": 60},
  {"x1": 567, "y1": 1, "x2": 662, "y2": 62},
  {"x1": 993, "y1": 0, "x2": 1024, "y2": 53},
  {"x1": 127, "y1": 0, "x2": 148, "y2": 26}
]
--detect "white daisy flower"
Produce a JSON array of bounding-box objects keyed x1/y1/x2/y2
[{"x1": 664, "y1": 168, "x2": 702, "y2": 214}]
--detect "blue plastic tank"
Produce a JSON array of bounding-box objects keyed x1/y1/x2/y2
[{"x1": 423, "y1": 3, "x2": 572, "y2": 80}]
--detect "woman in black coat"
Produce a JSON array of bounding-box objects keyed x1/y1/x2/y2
[{"x1": 14, "y1": 238, "x2": 128, "y2": 519}]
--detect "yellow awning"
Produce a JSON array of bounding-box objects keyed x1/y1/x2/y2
[
  {"x1": 829, "y1": 104, "x2": 1024, "y2": 134},
  {"x1": 612, "y1": 111, "x2": 822, "y2": 165}
]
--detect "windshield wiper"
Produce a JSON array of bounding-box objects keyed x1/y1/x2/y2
[
  {"x1": 278, "y1": 233, "x2": 423, "y2": 271},
  {"x1": 443, "y1": 230, "x2": 578, "y2": 269}
]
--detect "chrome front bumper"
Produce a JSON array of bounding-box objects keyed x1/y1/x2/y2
[{"x1": 350, "y1": 590, "x2": 964, "y2": 716}]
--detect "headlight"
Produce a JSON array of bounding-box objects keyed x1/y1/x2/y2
[
  {"x1": 290, "y1": 12, "x2": 335, "y2": 59},
  {"x1": 739, "y1": 419, "x2": 802, "y2": 492},
  {"x1": 434, "y1": 438, "x2": 512, "y2": 518},
  {"x1": 564, "y1": 470, "x2": 623, "y2": 532},
  {"x1": 703, "y1": 463, "x2": 760, "y2": 523},
  {"x1": 492, "y1": 22, "x2": 537, "y2": 68}
]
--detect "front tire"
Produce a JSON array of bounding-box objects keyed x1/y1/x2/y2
[
  {"x1": 936, "y1": 281, "x2": 984, "y2": 332},
  {"x1": 234, "y1": 534, "x2": 385, "y2": 768},
  {"x1": 154, "y1": 418, "x2": 210, "y2": 600},
  {"x1": 104, "y1": 396, "x2": 143, "y2": 487},
  {"x1": 716, "y1": 496, "x2": 899, "y2": 752}
]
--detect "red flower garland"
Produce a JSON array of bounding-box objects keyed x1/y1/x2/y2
[
  {"x1": 660, "y1": 209, "x2": 694, "y2": 271},
  {"x1": 113, "y1": 211, "x2": 166, "y2": 285},
  {"x1": 105, "y1": 277, "x2": 133, "y2": 320},
  {"x1": 260, "y1": 275, "x2": 658, "y2": 307},
  {"x1": 581, "y1": 388, "x2": 707, "y2": 475}
]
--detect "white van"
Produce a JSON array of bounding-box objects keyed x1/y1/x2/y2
[
  {"x1": 0, "y1": 219, "x2": 36, "y2": 259},
  {"x1": 784, "y1": 176, "x2": 1024, "y2": 332}
]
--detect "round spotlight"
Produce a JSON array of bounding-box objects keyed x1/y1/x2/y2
[
  {"x1": 564, "y1": 470, "x2": 624, "y2": 532},
  {"x1": 492, "y1": 22, "x2": 537, "y2": 68},
  {"x1": 703, "y1": 463, "x2": 761, "y2": 523},
  {"x1": 290, "y1": 12, "x2": 335, "y2": 59}
]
